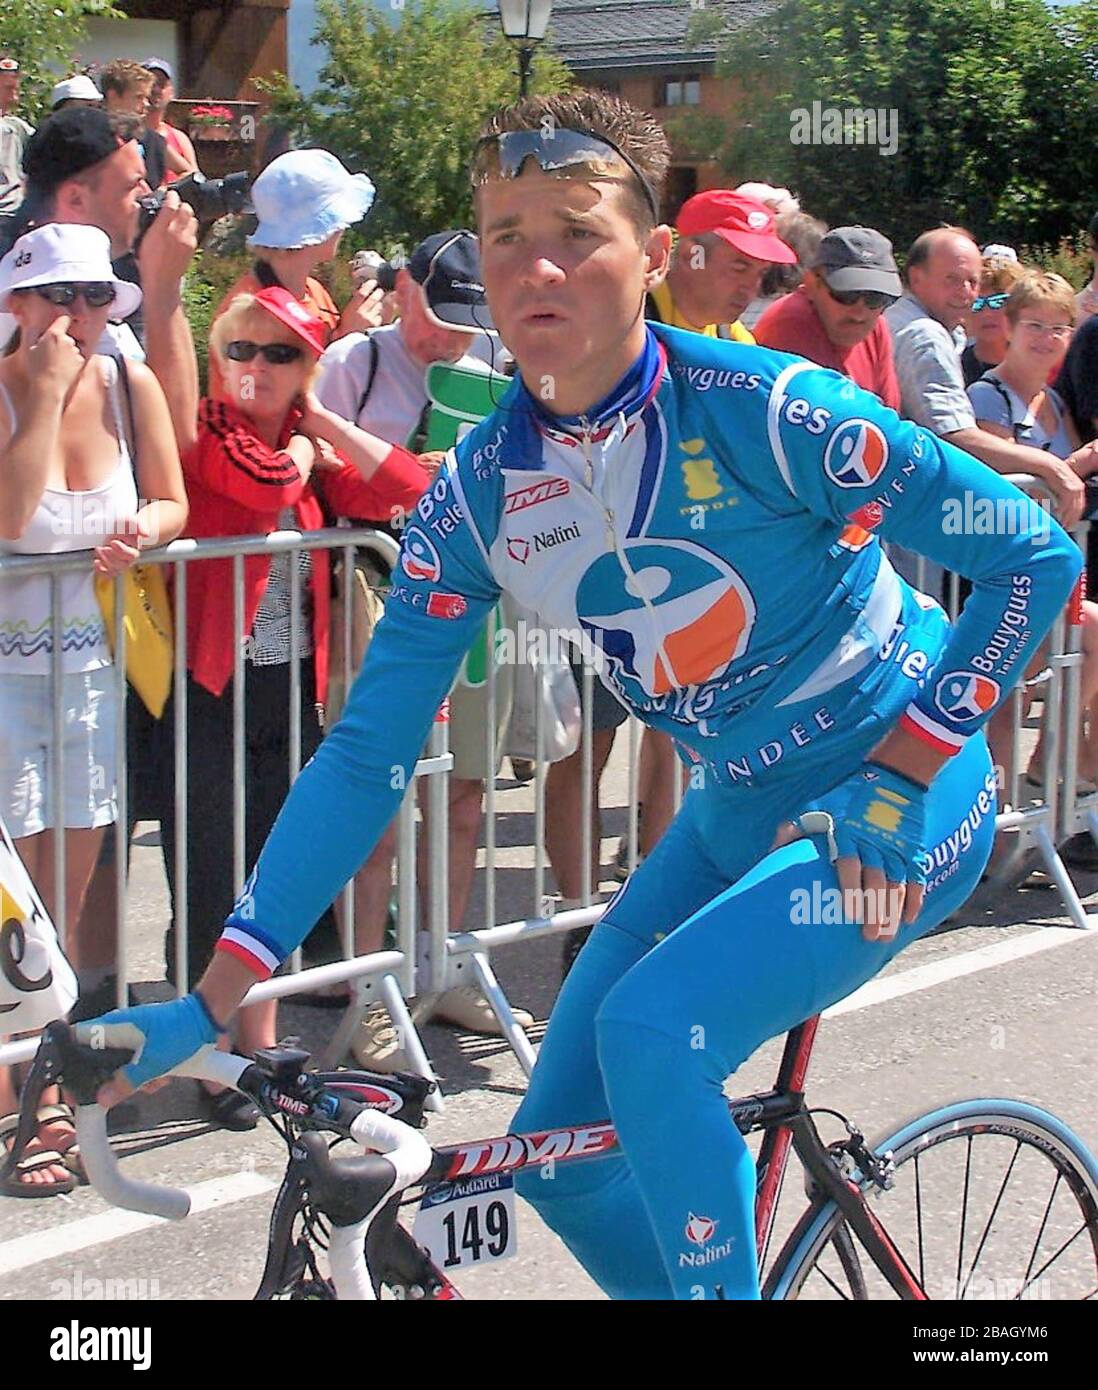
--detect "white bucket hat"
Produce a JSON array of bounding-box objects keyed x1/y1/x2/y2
[
  {"x1": 0, "y1": 223, "x2": 142, "y2": 320},
  {"x1": 248, "y1": 149, "x2": 376, "y2": 250},
  {"x1": 50, "y1": 75, "x2": 103, "y2": 109}
]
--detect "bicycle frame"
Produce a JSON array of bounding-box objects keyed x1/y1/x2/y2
[{"x1": 376, "y1": 1014, "x2": 929, "y2": 1300}]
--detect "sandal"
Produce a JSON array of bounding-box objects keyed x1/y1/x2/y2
[
  {"x1": 0, "y1": 1113, "x2": 76, "y2": 1199},
  {"x1": 36, "y1": 1103, "x2": 84, "y2": 1181}
]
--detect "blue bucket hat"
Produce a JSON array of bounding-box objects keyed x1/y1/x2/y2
[{"x1": 248, "y1": 149, "x2": 376, "y2": 250}]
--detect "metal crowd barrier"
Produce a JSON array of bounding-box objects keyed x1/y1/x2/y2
[
  {"x1": 3, "y1": 482, "x2": 1095, "y2": 1086},
  {"x1": 0, "y1": 527, "x2": 448, "y2": 1106}
]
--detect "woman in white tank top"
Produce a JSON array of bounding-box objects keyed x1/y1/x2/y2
[{"x1": 0, "y1": 224, "x2": 186, "y2": 1195}]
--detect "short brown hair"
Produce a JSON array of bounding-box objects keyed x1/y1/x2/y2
[
  {"x1": 978, "y1": 256, "x2": 1025, "y2": 296},
  {"x1": 99, "y1": 60, "x2": 152, "y2": 100},
  {"x1": 1005, "y1": 271, "x2": 1076, "y2": 326},
  {"x1": 475, "y1": 91, "x2": 670, "y2": 234}
]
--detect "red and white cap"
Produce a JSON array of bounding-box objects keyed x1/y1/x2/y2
[{"x1": 676, "y1": 190, "x2": 798, "y2": 265}]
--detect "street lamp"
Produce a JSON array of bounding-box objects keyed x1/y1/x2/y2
[{"x1": 496, "y1": 0, "x2": 553, "y2": 98}]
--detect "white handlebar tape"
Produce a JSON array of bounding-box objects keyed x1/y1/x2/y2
[
  {"x1": 76, "y1": 1106, "x2": 191, "y2": 1220},
  {"x1": 350, "y1": 1109, "x2": 433, "y2": 1188}
]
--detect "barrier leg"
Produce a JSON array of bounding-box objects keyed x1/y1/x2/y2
[
  {"x1": 1031, "y1": 822, "x2": 1094, "y2": 930},
  {"x1": 378, "y1": 972, "x2": 444, "y2": 1113},
  {"x1": 467, "y1": 949, "x2": 537, "y2": 1076}
]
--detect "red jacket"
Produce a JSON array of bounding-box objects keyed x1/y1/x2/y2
[{"x1": 182, "y1": 398, "x2": 427, "y2": 704}]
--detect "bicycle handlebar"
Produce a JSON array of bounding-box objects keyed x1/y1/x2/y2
[
  {"x1": 19, "y1": 1025, "x2": 436, "y2": 1297},
  {"x1": 74, "y1": 1048, "x2": 254, "y2": 1221}
]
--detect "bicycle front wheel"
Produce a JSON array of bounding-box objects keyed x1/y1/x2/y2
[{"x1": 765, "y1": 1099, "x2": 1098, "y2": 1301}]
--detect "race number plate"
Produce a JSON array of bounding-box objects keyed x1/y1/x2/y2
[{"x1": 413, "y1": 1173, "x2": 517, "y2": 1270}]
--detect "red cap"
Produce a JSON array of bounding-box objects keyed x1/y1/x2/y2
[
  {"x1": 252, "y1": 286, "x2": 328, "y2": 357},
  {"x1": 675, "y1": 190, "x2": 797, "y2": 265}
]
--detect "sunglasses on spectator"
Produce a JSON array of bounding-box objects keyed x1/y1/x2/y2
[
  {"x1": 472, "y1": 127, "x2": 661, "y2": 222},
  {"x1": 824, "y1": 283, "x2": 897, "y2": 311},
  {"x1": 971, "y1": 293, "x2": 1009, "y2": 312},
  {"x1": 1015, "y1": 320, "x2": 1072, "y2": 340},
  {"x1": 225, "y1": 340, "x2": 305, "y2": 365},
  {"x1": 31, "y1": 282, "x2": 117, "y2": 309}
]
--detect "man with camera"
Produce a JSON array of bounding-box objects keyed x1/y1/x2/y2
[{"x1": 0, "y1": 106, "x2": 198, "y2": 452}]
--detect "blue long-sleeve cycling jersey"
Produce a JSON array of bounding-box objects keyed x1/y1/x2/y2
[{"x1": 218, "y1": 324, "x2": 1080, "y2": 977}]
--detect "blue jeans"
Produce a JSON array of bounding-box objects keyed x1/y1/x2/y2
[{"x1": 513, "y1": 735, "x2": 996, "y2": 1299}]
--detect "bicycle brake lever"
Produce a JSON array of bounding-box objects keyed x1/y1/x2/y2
[
  {"x1": 0, "y1": 1025, "x2": 63, "y2": 1177},
  {"x1": 48, "y1": 1020, "x2": 136, "y2": 1106}
]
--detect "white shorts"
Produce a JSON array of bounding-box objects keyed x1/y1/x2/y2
[{"x1": 0, "y1": 670, "x2": 118, "y2": 836}]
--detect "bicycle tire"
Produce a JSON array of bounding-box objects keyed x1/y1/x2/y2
[{"x1": 764, "y1": 1099, "x2": 1098, "y2": 1301}]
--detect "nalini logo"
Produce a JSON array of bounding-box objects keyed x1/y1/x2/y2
[
  {"x1": 679, "y1": 1211, "x2": 734, "y2": 1269},
  {"x1": 823, "y1": 419, "x2": 889, "y2": 488},
  {"x1": 746, "y1": 210, "x2": 769, "y2": 230},
  {"x1": 934, "y1": 671, "x2": 1000, "y2": 722},
  {"x1": 507, "y1": 537, "x2": 530, "y2": 565},
  {"x1": 400, "y1": 527, "x2": 441, "y2": 583}
]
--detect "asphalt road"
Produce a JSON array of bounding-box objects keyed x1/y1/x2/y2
[{"x1": 2, "y1": 736, "x2": 1097, "y2": 1303}]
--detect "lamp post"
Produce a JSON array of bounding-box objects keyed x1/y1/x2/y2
[{"x1": 496, "y1": 0, "x2": 553, "y2": 98}]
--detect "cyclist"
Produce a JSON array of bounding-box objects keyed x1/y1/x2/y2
[{"x1": 80, "y1": 93, "x2": 1080, "y2": 1300}]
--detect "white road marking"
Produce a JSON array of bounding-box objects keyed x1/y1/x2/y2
[
  {"x1": 0, "y1": 1170, "x2": 274, "y2": 1277},
  {"x1": 825, "y1": 926, "x2": 1091, "y2": 1018}
]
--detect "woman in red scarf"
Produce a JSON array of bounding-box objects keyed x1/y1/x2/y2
[{"x1": 164, "y1": 286, "x2": 429, "y2": 1127}]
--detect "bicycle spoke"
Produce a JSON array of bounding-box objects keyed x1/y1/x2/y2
[
  {"x1": 958, "y1": 1140, "x2": 1022, "y2": 1300},
  {"x1": 956, "y1": 1134, "x2": 973, "y2": 1294},
  {"x1": 915, "y1": 1151, "x2": 926, "y2": 1291},
  {"x1": 1022, "y1": 1171, "x2": 1062, "y2": 1287},
  {"x1": 1018, "y1": 1222, "x2": 1089, "y2": 1298},
  {"x1": 815, "y1": 1261, "x2": 851, "y2": 1300}
]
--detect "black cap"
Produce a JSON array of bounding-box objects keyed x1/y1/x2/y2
[
  {"x1": 814, "y1": 226, "x2": 903, "y2": 298},
  {"x1": 23, "y1": 108, "x2": 131, "y2": 200},
  {"x1": 408, "y1": 229, "x2": 493, "y2": 332}
]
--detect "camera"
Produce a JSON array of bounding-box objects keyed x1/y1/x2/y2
[
  {"x1": 351, "y1": 249, "x2": 406, "y2": 294},
  {"x1": 135, "y1": 169, "x2": 253, "y2": 244}
]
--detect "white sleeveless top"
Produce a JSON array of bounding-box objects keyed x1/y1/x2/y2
[{"x1": 0, "y1": 356, "x2": 140, "y2": 676}]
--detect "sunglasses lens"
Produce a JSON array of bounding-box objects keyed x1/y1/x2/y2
[
  {"x1": 474, "y1": 128, "x2": 659, "y2": 220},
  {"x1": 83, "y1": 283, "x2": 117, "y2": 308},
  {"x1": 264, "y1": 344, "x2": 302, "y2": 364},
  {"x1": 226, "y1": 340, "x2": 257, "y2": 361},
  {"x1": 40, "y1": 285, "x2": 77, "y2": 306}
]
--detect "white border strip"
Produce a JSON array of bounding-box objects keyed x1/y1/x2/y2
[
  {"x1": 826, "y1": 925, "x2": 1090, "y2": 1018},
  {"x1": 0, "y1": 1170, "x2": 274, "y2": 1277}
]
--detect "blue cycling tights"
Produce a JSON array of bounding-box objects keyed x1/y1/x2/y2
[{"x1": 512, "y1": 736, "x2": 996, "y2": 1299}]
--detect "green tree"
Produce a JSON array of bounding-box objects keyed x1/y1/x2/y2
[
  {"x1": 261, "y1": 0, "x2": 573, "y2": 248},
  {"x1": 681, "y1": 0, "x2": 1098, "y2": 251},
  {"x1": 0, "y1": 1, "x2": 123, "y2": 123}
]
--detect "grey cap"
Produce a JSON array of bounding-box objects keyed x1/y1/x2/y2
[{"x1": 814, "y1": 226, "x2": 902, "y2": 297}]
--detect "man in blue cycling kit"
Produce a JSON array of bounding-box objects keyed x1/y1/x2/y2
[{"x1": 82, "y1": 93, "x2": 1081, "y2": 1300}]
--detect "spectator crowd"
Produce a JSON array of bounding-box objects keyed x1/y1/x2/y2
[{"x1": 1, "y1": 53, "x2": 1097, "y2": 1193}]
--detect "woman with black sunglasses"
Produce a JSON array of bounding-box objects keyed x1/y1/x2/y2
[
  {"x1": 0, "y1": 222, "x2": 185, "y2": 1196},
  {"x1": 160, "y1": 285, "x2": 432, "y2": 1128}
]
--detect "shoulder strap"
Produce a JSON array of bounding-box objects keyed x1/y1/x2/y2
[
  {"x1": 983, "y1": 373, "x2": 1025, "y2": 444},
  {"x1": 115, "y1": 354, "x2": 138, "y2": 463},
  {"x1": 355, "y1": 334, "x2": 380, "y2": 420}
]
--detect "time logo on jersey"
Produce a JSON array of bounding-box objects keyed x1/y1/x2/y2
[
  {"x1": 824, "y1": 419, "x2": 889, "y2": 489},
  {"x1": 577, "y1": 539, "x2": 756, "y2": 696},
  {"x1": 934, "y1": 671, "x2": 1000, "y2": 722}
]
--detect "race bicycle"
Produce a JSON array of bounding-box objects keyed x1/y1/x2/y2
[{"x1": 7, "y1": 1018, "x2": 1098, "y2": 1300}]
